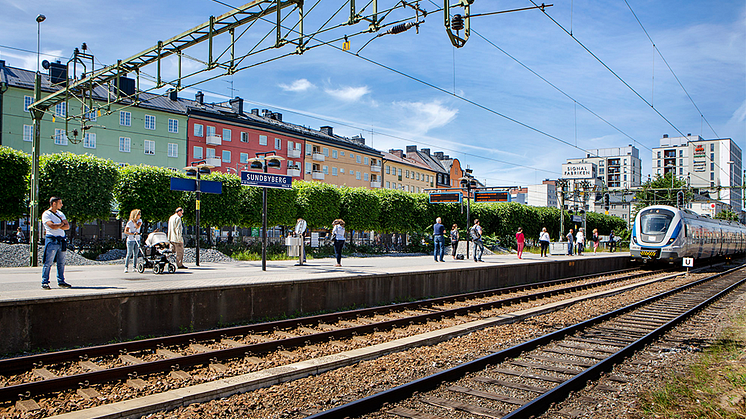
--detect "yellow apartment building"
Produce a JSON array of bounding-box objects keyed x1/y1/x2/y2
[
  {"x1": 382, "y1": 150, "x2": 437, "y2": 193},
  {"x1": 303, "y1": 126, "x2": 383, "y2": 188}
]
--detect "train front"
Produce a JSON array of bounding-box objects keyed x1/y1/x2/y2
[{"x1": 630, "y1": 206, "x2": 684, "y2": 262}]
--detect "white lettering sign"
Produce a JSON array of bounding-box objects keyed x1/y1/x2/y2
[{"x1": 561, "y1": 163, "x2": 595, "y2": 179}]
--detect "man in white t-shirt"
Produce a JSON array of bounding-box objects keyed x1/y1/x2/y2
[{"x1": 41, "y1": 196, "x2": 71, "y2": 289}]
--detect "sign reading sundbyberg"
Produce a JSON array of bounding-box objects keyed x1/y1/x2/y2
[{"x1": 241, "y1": 171, "x2": 293, "y2": 189}]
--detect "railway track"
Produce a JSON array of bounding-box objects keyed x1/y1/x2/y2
[
  {"x1": 304, "y1": 264, "x2": 746, "y2": 419},
  {"x1": 0, "y1": 267, "x2": 672, "y2": 410}
]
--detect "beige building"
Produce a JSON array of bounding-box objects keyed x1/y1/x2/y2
[
  {"x1": 382, "y1": 150, "x2": 437, "y2": 193},
  {"x1": 303, "y1": 126, "x2": 383, "y2": 188}
]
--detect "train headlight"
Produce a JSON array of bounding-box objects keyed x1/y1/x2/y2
[{"x1": 667, "y1": 237, "x2": 675, "y2": 245}]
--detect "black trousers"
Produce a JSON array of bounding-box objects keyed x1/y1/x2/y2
[
  {"x1": 334, "y1": 240, "x2": 345, "y2": 264},
  {"x1": 540, "y1": 241, "x2": 549, "y2": 257}
]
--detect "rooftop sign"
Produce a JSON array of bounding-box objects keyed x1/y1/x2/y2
[{"x1": 562, "y1": 163, "x2": 596, "y2": 179}]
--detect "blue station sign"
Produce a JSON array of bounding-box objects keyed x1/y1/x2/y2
[
  {"x1": 170, "y1": 177, "x2": 223, "y2": 194},
  {"x1": 241, "y1": 171, "x2": 293, "y2": 189}
]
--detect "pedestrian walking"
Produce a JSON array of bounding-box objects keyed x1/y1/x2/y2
[
  {"x1": 609, "y1": 230, "x2": 616, "y2": 253},
  {"x1": 539, "y1": 227, "x2": 550, "y2": 257},
  {"x1": 516, "y1": 227, "x2": 525, "y2": 259},
  {"x1": 566, "y1": 229, "x2": 574, "y2": 256},
  {"x1": 450, "y1": 224, "x2": 459, "y2": 260},
  {"x1": 592, "y1": 228, "x2": 600, "y2": 254},
  {"x1": 470, "y1": 219, "x2": 484, "y2": 262},
  {"x1": 41, "y1": 196, "x2": 71, "y2": 289},
  {"x1": 123, "y1": 209, "x2": 142, "y2": 273},
  {"x1": 332, "y1": 219, "x2": 346, "y2": 267},
  {"x1": 16, "y1": 227, "x2": 25, "y2": 244},
  {"x1": 168, "y1": 207, "x2": 187, "y2": 269},
  {"x1": 576, "y1": 228, "x2": 585, "y2": 256},
  {"x1": 433, "y1": 217, "x2": 445, "y2": 262}
]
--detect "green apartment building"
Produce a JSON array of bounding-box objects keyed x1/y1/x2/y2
[{"x1": 0, "y1": 60, "x2": 189, "y2": 168}]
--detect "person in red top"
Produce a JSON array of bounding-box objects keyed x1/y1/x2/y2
[{"x1": 516, "y1": 227, "x2": 525, "y2": 259}]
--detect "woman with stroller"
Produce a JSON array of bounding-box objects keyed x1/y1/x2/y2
[{"x1": 123, "y1": 209, "x2": 142, "y2": 273}]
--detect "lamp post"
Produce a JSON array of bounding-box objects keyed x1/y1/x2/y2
[
  {"x1": 29, "y1": 14, "x2": 46, "y2": 266},
  {"x1": 459, "y1": 169, "x2": 477, "y2": 260},
  {"x1": 247, "y1": 152, "x2": 284, "y2": 271},
  {"x1": 185, "y1": 160, "x2": 213, "y2": 266}
]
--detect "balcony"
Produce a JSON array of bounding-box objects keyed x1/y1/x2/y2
[
  {"x1": 312, "y1": 153, "x2": 325, "y2": 162},
  {"x1": 205, "y1": 157, "x2": 221, "y2": 167},
  {"x1": 206, "y1": 135, "x2": 222, "y2": 146},
  {"x1": 370, "y1": 181, "x2": 381, "y2": 188},
  {"x1": 287, "y1": 148, "x2": 302, "y2": 159},
  {"x1": 370, "y1": 164, "x2": 382, "y2": 172},
  {"x1": 287, "y1": 168, "x2": 301, "y2": 177},
  {"x1": 312, "y1": 171, "x2": 325, "y2": 180}
]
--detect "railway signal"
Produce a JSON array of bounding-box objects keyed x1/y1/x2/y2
[{"x1": 677, "y1": 190, "x2": 685, "y2": 209}]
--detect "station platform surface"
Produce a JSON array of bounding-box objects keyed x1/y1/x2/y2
[{"x1": 0, "y1": 251, "x2": 630, "y2": 303}]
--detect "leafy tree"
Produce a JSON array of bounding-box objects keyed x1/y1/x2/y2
[
  {"x1": 114, "y1": 165, "x2": 184, "y2": 223},
  {"x1": 39, "y1": 152, "x2": 118, "y2": 223},
  {"x1": 714, "y1": 209, "x2": 739, "y2": 221},
  {"x1": 635, "y1": 172, "x2": 689, "y2": 208},
  {"x1": 240, "y1": 185, "x2": 298, "y2": 227},
  {"x1": 375, "y1": 188, "x2": 416, "y2": 233},
  {"x1": 181, "y1": 172, "x2": 243, "y2": 227},
  {"x1": 0, "y1": 146, "x2": 30, "y2": 220},
  {"x1": 295, "y1": 180, "x2": 341, "y2": 228},
  {"x1": 340, "y1": 187, "x2": 380, "y2": 231}
]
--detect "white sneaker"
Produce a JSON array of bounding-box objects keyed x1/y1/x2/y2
[{"x1": 124, "y1": 267, "x2": 129, "y2": 273}]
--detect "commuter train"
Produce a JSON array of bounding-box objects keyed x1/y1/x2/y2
[{"x1": 630, "y1": 205, "x2": 746, "y2": 262}]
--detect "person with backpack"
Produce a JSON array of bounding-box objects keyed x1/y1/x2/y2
[{"x1": 470, "y1": 219, "x2": 484, "y2": 262}]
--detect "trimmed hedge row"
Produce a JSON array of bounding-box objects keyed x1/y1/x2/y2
[{"x1": 0, "y1": 148, "x2": 626, "y2": 240}]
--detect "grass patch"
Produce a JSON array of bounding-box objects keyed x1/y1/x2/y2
[
  {"x1": 231, "y1": 250, "x2": 311, "y2": 261},
  {"x1": 636, "y1": 311, "x2": 746, "y2": 418}
]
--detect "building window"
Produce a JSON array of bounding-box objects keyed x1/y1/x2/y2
[
  {"x1": 397, "y1": 168, "x2": 402, "y2": 176},
  {"x1": 657, "y1": 160, "x2": 661, "y2": 167},
  {"x1": 710, "y1": 153, "x2": 715, "y2": 161},
  {"x1": 222, "y1": 150, "x2": 231, "y2": 163},
  {"x1": 83, "y1": 133, "x2": 96, "y2": 149},
  {"x1": 168, "y1": 119, "x2": 179, "y2": 133},
  {"x1": 710, "y1": 143, "x2": 714, "y2": 152},
  {"x1": 600, "y1": 168, "x2": 604, "y2": 174},
  {"x1": 356, "y1": 155, "x2": 361, "y2": 164},
  {"x1": 323, "y1": 147, "x2": 329, "y2": 156},
  {"x1": 356, "y1": 171, "x2": 361, "y2": 180},
  {"x1": 206, "y1": 126, "x2": 216, "y2": 138},
  {"x1": 323, "y1": 165, "x2": 328, "y2": 174},
  {"x1": 55, "y1": 102, "x2": 66, "y2": 117},
  {"x1": 275, "y1": 138, "x2": 281, "y2": 150},
  {"x1": 144, "y1": 140, "x2": 155, "y2": 155},
  {"x1": 657, "y1": 169, "x2": 661, "y2": 174},
  {"x1": 340, "y1": 151, "x2": 345, "y2": 157},
  {"x1": 120, "y1": 111, "x2": 131, "y2": 126},
  {"x1": 168, "y1": 143, "x2": 178, "y2": 158},
  {"x1": 680, "y1": 168, "x2": 684, "y2": 175},
  {"x1": 406, "y1": 170, "x2": 410, "y2": 178},
  {"x1": 119, "y1": 137, "x2": 131, "y2": 153},
  {"x1": 240, "y1": 153, "x2": 248, "y2": 164},
  {"x1": 241, "y1": 132, "x2": 249, "y2": 143},
  {"x1": 193, "y1": 146, "x2": 203, "y2": 159},
  {"x1": 194, "y1": 124, "x2": 203, "y2": 137},
  {"x1": 386, "y1": 181, "x2": 390, "y2": 188},
  {"x1": 54, "y1": 129, "x2": 68, "y2": 146},
  {"x1": 679, "y1": 150, "x2": 683, "y2": 157},
  {"x1": 623, "y1": 174, "x2": 627, "y2": 181},
  {"x1": 24, "y1": 96, "x2": 33, "y2": 112},
  {"x1": 340, "y1": 168, "x2": 345, "y2": 174},
  {"x1": 260, "y1": 135, "x2": 268, "y2": 146},
  {"x1": 144, "y1": 114, "x2": 156, "y2": 130},
  {"x1": 386, "y1": 165, "x2": 390, "y2": 174},
  {"x1": 206, "y1": 148, "x2": 215, "y2": 158},
  {"x1": 364, "y1": 156, "x2": 369, "y2": 165},
  {"x1": 350, "y1": 153, "x2": 354, "y2": 159},
  {"x1": 305, "y1": 162, "x2": 312, "y2": 174},
  {"x1": 364, "y1": 173, "x2": 369, "y2": 181},
  {"x1": 332, "y1": 167, "x2": 338, "y2": 176},
  {"x1": 711, "y1": 172, "x2": 715, "y2": 180},
  {"x1": 711, "y1": 163, "x2": 715, "y2": 171},
  {"x1": 656, "y1": 151, "x2": 661, "y2": 158},
  {"x1": 23, "y1": 125, "x2": 33, "y2": 142},
  {"x1": 332, "y1": 150, "x2": 338, "y2": 159},
  {"x1": 84, "y1": 105, "x2": 97, "y2": 122}
]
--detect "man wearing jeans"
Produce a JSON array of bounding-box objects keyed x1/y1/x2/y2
[
  {"x1": 471, "y1": 219, "x2": 484, "y2": 262},
  {"x1": 41, "y1": 196, "x2": 71, "y2": 289},
  {"x1": 433, "y1": 217, "x2": 445, "y2": 262}
]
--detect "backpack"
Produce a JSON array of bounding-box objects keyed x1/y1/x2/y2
[{"x1": 469, "y1": 226, "x2": 480, "y2": 240}]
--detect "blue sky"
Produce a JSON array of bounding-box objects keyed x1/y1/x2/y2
[{"x1": 1, "y1": 0, "x2": 744, "y2": 186}]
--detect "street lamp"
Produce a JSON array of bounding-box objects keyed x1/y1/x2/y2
[
  {"x1": 29, "y1": 14, "x2": 46, "y2": 266},
  {"x1": 185, "y1": 160, "x2": 214, "y2": 266},
  {"x1": 36, "y1": 14, "x2": 46, "y2": 73},
  {"x1": 247, "y1": 152, "x2": 284, "y2": 271},
  {"x1": 459, "y1": 168, "x2": 477, "y2": 260}
]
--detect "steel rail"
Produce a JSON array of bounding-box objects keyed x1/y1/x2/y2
[
  {"x1": 0, "y1": 268, "x2": 643, "y2": 375},
  {"x1": 0, "y1": 268, "x2": 660, "y2": 402},
  {"x1": 304, "y1": 264, "x2": 745, "y2": 419}
]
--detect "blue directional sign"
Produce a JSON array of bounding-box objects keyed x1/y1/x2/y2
[
  {"x1": 170, "y1": 177, "x2": 223, "y2": 194},
  {"x1": 241, "y1": 171, "x2": 293, "y2": 189}
]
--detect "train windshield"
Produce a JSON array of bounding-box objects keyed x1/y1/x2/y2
[{"x1": 639, "y1": 208, "x2": 675, "y2": 235}]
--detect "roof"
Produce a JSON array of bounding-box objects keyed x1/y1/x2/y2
[{"x1": 381, "y1": 151, "x2": 433, "y2": 171}]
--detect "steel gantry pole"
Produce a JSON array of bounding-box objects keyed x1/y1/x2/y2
[{"x1": 29, "y1": 73, "x2": 44, "y2": 266}]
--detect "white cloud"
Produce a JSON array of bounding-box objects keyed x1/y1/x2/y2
[
  {"x1": 325, "y1": 85, "x2": 370, "y2": 102},
  {"x1": 392, "y1": 100, "x2": 458, "y2": 135},
  {"x1": 279, "y1": 78, "x2": 315, "y2": 92}
]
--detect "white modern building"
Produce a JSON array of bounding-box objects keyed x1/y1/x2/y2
[
  {"x1": 567, "y1": 145, "x2": 642, "y2": 190},
  {"x1": 652, "y1": 134, "x2": 742, "y2": 214},
  {"x1": 527, "y1": 181, "x2": 558, "y2": 208}
]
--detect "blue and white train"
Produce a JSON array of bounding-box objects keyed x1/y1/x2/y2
[{"x1": 630, "y1": 205, "x2": 746, "y2": 262}]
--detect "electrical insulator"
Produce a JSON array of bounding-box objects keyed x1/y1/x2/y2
[{"x1": 451, "y1": 14, "x2": 464, "y2": 31}]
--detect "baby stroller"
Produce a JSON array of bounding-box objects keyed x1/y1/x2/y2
[{"x1": 136, "y1": 232, "x2": 177, "y2": 274}]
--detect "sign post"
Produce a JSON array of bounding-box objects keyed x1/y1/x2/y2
[
  {"x1": 294, "y1": 218, "x2": 307, "y2": 266},
  {"x1": 682, "y1": 257, "x2": 693, "y2": 278},
  {"x1": 171, "y1": 167, "x2": 222, "y2": 266}
]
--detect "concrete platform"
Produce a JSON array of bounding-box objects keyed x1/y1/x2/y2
[{"x1": 0, "y1": 252, "x2": 632, "y2": 354}]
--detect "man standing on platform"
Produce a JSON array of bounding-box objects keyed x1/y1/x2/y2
[
  {"x1": 566, "y1": 229, "x2": 575, "y2": 256},
  {"x1": 41, "y1": 197, "x2": 72, "y2": 289},
  {"x1": 471, "y1": 219, "x2": 484, "y2": 262},
  {"x1": 433, "y1": 217, "x2": 445, "y2": 262},
  {"x1": 168, "y1": 207, "x2": 187, "y2": 269}
]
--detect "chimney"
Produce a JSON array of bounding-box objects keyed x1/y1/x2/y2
[
  {"x1": 0, "y1": 60, "x2": 5, "y2": 68},
  {"x1": 262, "y1": 109, "x2": 272, "y2": 118},
  {"x1": 405, "y1": 145, "x2": 418, "y2": 154},
  {"x1": 687, "y1": 133, "x2": 692, "y2": 136},
  {"x1": 195, "y1": 91, "x2": 204, "y2": 105},
  {"x1": 274, "y1": 112, "x2": 282, "y2": 122},
  {"x1": 389, "y1": 149, "x2": 404, "y2": 159},
  {"x1": 251, "y1": 108, "x2": 259, "y2": 116},
  {"x1": 350, "y1": 135, "x2": 365, "y2": 145},
  {"x1": 168, "y1": 89, "x2": 178, "y2": 101},
  {"x1": 421, "y1": 148, "x2": 430, "y2": 156},
  {"x1": 662, "y1": 134, "x2": 668, "y2": 138},
  {"x1": 320, "y1": 126, "x2": 334, "y2": 136},
  {"x1": 229, "y1": 96, "x2": 243, "y2": 115},
  {"x1": 434, "y1": 151, "x2": 444, "y2": 159}
]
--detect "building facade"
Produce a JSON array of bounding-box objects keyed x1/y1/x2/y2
[
  {"x1": 404, "y1": 145, "x2": 451, "y2": 188},
  {"x1": 302, "y1": 127, "x2": 383, "y2": 188},
  {"x1": 527, "y1": 181, "x2": 558, "y2": 208},
  {"x1": 652, "y1": 134, "x2": 742, "y2": 213},
  {"x1": 566, "y1": 145, "x2": 642, "y2": 190},
  {"x1": 382, "y1": 150, "x2": 436, "y2": 192},
  {"x1": 0, "y1": 61, "x2": 188, "y2": 168}
]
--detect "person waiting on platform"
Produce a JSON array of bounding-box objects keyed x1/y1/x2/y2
[
  {"x1": 516, "y1": 227, "x2": 525, "y2": 259},
  {"x1": 123, "y1": 209, "x2": 142, "y2": 273},
  {"x1": 566, "y1": 229, "x2": 574, "y2": 256},
  {"x1": 41, "y1": 196, "x2": 71, "y2": 289},
  {"x1": 539, "y1": 227, "x2": 550, "y2": 257},
  {"x1": 592, "y1": 228, "x2": 600, "y2": 254},
  {"x1": 332, "y1": 219, "x2": 346, "y2": 267},
  {"x1": 470, "y1": 219, "x2": 484, "y2": 262},
  {"x1": 433, "y1": 217, "x2": 445, "y2": 262},
  {"x1": 168, "y1": 207, "x2": 187, "y2": 269},
  {"x1": 576, "y1": 228, "x2": 585, "y2": 256},
  {"x1": 450, "y1": 224, "x2": 459, "y2": 260}
]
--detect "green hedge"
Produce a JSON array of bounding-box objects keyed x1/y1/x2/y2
[{"x1": 0, "y1": 146, "x2": 30, "y2": 221}]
